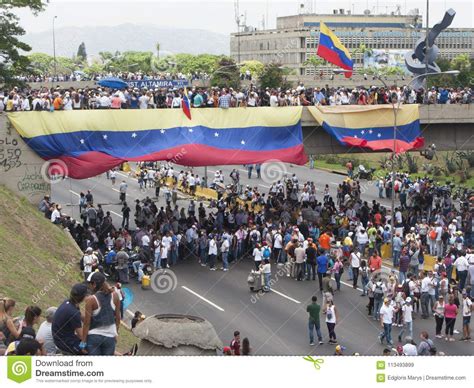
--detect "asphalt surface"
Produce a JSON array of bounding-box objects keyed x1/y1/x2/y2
[{"x1": 51, "y1": 163, "x2": 472, "y2": 355}]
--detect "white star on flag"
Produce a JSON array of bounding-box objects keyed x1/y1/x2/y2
[
  {"x1": 160, "y1": 129, "x2": 165, "y2": 134},
  {"x1": 188, "y1": 128, "x2": 193, "y2": 133},
  {"x1": 241, "y1": 140, "x2": 245, "y2": 145},
  {"x1": 368, "y1": 130, "x2": 373, "y2": 134},
  {"x1": 131, "y1": 133, "x2": 137, "y2": 138},
  {"x1": 377, "y1": 133, "x2": 382, "y2": 138},
  {"x1": 103, "y1": 134, "x2": 108, "y2": 140},
  {"x1": 361, "y1": 130, "x2": 365, "y2": 134},
  {"x1": 80, "y1": 139, "x2": 85, "y2": 144},
  {"x1": 214, "y1": 132, "x2": 219, "y2": 137},
  {"x1": 354, "y1": 135, "x2": 358, "y2": 138}
]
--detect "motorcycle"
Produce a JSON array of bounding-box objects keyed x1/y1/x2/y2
[{"x1": 354, "y1": 165, "x2": 375, "y2": 180}]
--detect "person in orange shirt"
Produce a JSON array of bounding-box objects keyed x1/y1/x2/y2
[
  {"x1": 368, "y1": 252, "x2": 382, "y2": 272},
  {"x1": 319, "y1": 231, "x2": 331, "y2": 251},
  {"x1": 53, "y1": 92, "x2": 63, "y2": 110}
]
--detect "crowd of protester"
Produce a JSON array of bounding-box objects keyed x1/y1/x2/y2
[
  {"x1": 1, "y1": 81, "x2": 472, "y2": 112},
  {"x1": 3, "y1": 159, "x2": 467, "y2": 356}
]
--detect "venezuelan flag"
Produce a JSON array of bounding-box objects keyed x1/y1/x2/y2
[
  {"x1": 308, "y1": 105, "x2": 424, "y2": 153},
  {"x1": 317, "y1": 22, "x2": 353, "y2": 78},
  {"x1": 8, "y1": 107, "x2": 307, "y2": 179},
  {"x1": 182, "y1": 88, "x2": 192, "y2": 120}
]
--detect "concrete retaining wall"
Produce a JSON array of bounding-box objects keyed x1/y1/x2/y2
[{"x1": 0, "y1": 114, "x2": 50, "y2": 206}]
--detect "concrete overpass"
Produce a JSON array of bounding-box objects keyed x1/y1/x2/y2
[
  {"x1": 302, "y1": 104, "x2": 474, "y2": 154},
  {"x1": 0, "y1": 104, "x2": 473, "y2": 205}
]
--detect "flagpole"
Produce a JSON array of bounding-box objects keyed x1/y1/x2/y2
[{"x1": 332, "y1": 69, "x2": 459, "y2": 263}]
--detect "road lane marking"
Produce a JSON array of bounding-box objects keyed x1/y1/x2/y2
[
  {"x1": 271, "y1": 289, "x2": 301, "y2": 304},
  {"x1": 69, "y1": 190, "x2": 80, "y2": 197},
  {"x1": 340, "y1": 280, "x2": 364, "y2": 293},
  {"x1": 110, "y1": 211, "x2": 123, "y2": 218},
  {"x1": 181, "y1": 286, "x2": 225, "y2": 312},
  {"x1": 112, "y1": 188, "x2": 121, "y2": 193},
  {"x1": 259, "y1": 184, "x2": 270, "y2": 189},
  {"x1": 330, "y1": 182, "x2": 339, "y2": 185}
]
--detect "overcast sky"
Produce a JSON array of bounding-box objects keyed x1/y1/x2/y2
[{"x1": 16, "y1": 0, "x2": 473, "y2": 35}]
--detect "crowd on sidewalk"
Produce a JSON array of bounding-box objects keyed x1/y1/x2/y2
[{"x1": 1, "y1": 81, "x2": 472, "y2": 113}]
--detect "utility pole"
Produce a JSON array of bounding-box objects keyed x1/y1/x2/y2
[
  {"x1": 424, "y1": 0, "x2": 430, "y2": 101},
  {"x1": 53, "y1": 16, "x2": 58, "y2": 80}
]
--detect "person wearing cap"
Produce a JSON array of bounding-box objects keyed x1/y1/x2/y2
[
  {"x1": 398, "y1": 297, "x2": 413, "y2": 342},
  {"x1": 82, "y1": 272, "x2": 121, "y2": 355},
  {"x1": 378, "y1": 298, "x2": 397, "y2": 346},
  {"x1": 52, "y1": 283, "x2": 88, "y2": 355},
  {"x1": 36, "y1": 307, "x2": 57, "y2": 355}
]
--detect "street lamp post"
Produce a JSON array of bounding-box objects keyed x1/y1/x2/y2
[
  {"x1": 333, "y1": 69, "x2": 459, "y2": 260},
  {"x1": 52, "y1": 16, "x2": 58, "y2": 81}
]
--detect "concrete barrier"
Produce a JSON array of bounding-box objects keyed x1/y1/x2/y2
[{"x1": 0, "y1": 114, "x2": 50, "y2": 206}]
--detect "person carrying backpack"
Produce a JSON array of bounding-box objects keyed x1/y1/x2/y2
[
  {"x1": 417, "y1": 331, "x2": 437, "y2": 355},
  {"x1": 372, "y1": 280, "x2": 386, "y2": 320}
]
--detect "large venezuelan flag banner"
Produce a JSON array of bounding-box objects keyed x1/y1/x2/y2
[
  {"x1": 8, "y1": 107, "x2": 307, "y2": 179},
  {"x1": 317, "y1": 22, "x2": 353, "y2": 78},
  {"x1": 308, "y1": 105, "x2": 424, "y2": 153}
]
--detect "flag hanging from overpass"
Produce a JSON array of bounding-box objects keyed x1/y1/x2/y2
[
  {"x1": 308, "y1": 105, "x2": 424, "y2": 153},
  {"x1": 7, "y1": 107, "x2": 307, "y2": 179}
]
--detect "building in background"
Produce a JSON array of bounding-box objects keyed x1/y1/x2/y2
[{"x1": 230, "y1": 8, "x2": 473, "y2": 78}]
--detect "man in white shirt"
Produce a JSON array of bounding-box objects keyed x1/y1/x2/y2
[
  {"x1": 378, "y1": 298, "x2": 396, "y2": 346},
  {"x1": 398, "y1": 297, "x2": 414, "y2": 341},
  {"x1": 350, "y1": 251, "x2": 361, "y2": 289},
  {"x1": 455, "y1": 254, "x2": 469, "y2": 291},
  {"x1": 138, "y1": 93, "x2": 150, "y2": 109},
  {"x1": 273, "y1": 230, "x2": 283, "y2": 263},
  {"x1": 402, "y1": 336, "x2": 418, "y2": 356},
  {"x1": 253, "y1": 243, "x2": 263, "y2": 270},
  {"x1": 208, "y1": 235, "x2": 217, "y2": 271},
  {"x1": 420, "y1": 272, "x2": 432, "y2": 318},
  {"x1": 50, "y1": 204, "x2": 61, "y2": 224},
  {"x1": 461, "y1": 291, "x2": 473, "y2": 341}
]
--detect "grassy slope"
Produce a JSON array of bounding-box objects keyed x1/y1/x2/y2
[{"x1": 0, "y1": 185, "x2": 136, "y2": 353}]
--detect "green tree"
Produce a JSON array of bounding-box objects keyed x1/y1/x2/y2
[
  {"x1": 27, "y1": 52, "x2": 53, "y2": 74},
  {"x1": 240, "y1": 60, "x2": 265, "y2": 78},
  {"x1": 451, "y1": 54, "x2": 471, "y2": 72},
  {"x1": 303, "y1": 56, "x2": 325, "y2": 78},
  {"x1": 77, "y1": 42, "x2": 87, "y2": 61},
  {"x1": 155, "y1": 42, "x2": 160, "y2": 60},
  {"x1": 259, "y1": 63, "x2": 288, "y2": 89},
  {"x1": 0, "y1": 0, "x2": 47, "y2": 86},
  {"x1": 210, "y1": 57, "x2": 240, "y2": 89}
]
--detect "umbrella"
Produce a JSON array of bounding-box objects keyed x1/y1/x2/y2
[{"x1": 97, "y1": 77, "x2": 128, "y2": 89}]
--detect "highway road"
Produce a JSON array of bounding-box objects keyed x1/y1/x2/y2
[{"x1": 51, "y1": 163, "x2": 472, "y2": 355}]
